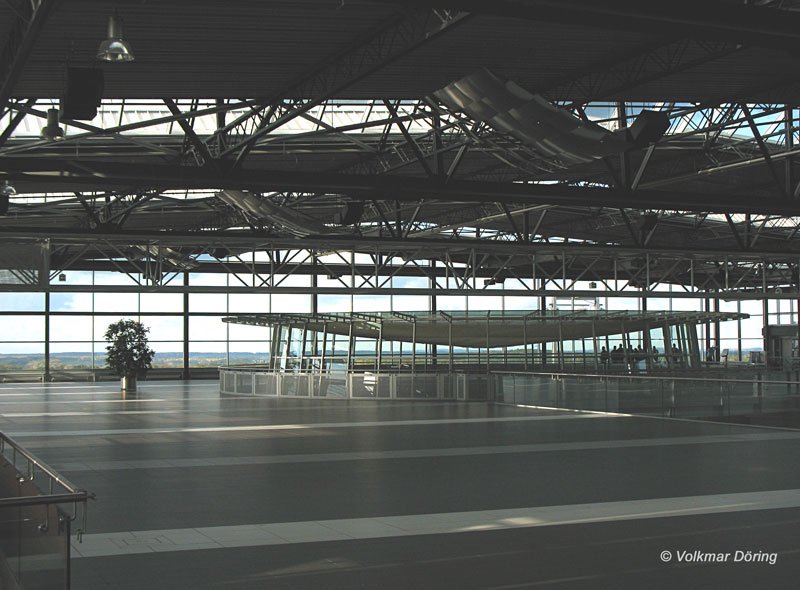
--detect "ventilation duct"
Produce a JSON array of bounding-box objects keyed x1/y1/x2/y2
[
  {"x1": 131, "y1": 245, "x2": 197, "y2": 271},
  {"x1": 435, "y1": 69, "x2": 669, "y2": 164},
  {"x1": 217, "y1": 190, "x2": 329, "y2": 237}
]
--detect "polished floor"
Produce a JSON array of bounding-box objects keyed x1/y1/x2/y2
[{"x1": 1, "y1": 380, "x2": 799, "y2": 589}]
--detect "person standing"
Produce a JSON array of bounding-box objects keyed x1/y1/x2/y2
[{"x1": 672, "y1": 344, "x2": 681, "y2": 366}]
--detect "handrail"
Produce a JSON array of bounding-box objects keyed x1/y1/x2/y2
[
  {"x1": 220, "y1": 366, "x2": 494, "y2": 375},
  {"x1": 0, "y1": 431, "x2": 93, "y2": 539},
  {"x1": 492, "y1": 370, "x2": 800, "y2": 387},
  {"x1": 0, "y1": 432, "x2": 86, "y2": 495},
  {"x1": 221, "y1": 364, "x2": 800, "y2": 386},
  {"x1": 0, "y1": 492, "x2": 90, "y2": 509}
]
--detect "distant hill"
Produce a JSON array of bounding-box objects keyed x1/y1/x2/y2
[
  {"x1": 0, "y1": 348, "x2": 765, "y2": 371},
  {"x1": 0, "y1": 352, "x2": 268, "y2": 370}
]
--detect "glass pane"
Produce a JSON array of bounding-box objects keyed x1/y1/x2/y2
[
  {"x1": 189, "y1": 272, "x2": 228, "y2": 286},
  {"x1": 150, "y1": 345, "x2": 183, "y2": 369},
  {"x1": 189, "y1": 316, "x2": 227, "y2": 340},
  {"x1": 50, "y1": 292, "x2": 92, "y2": 312},
  {"x1": 229, "y1": 341, "x2": 269, "y2": 364},
  {"x1": 189, "y1": 343, "x2": 228, "y2": 367},
  {"x1": 49, "y1": 344, "x2": 94, "y2": 369},
  {"x1": 352, "y1": 295, "x2": 390, "y2": 311},
  {"x1": 391, "y1": 295, "x2": 427, "y2": 311},
  {"x1": 272, "y1": 294, "x2": 310, "y2": 313},
  {"x1": 437, "y1": 296, "x2": 467, "y2": 311},
  {"x1": 50, "y1": 315, "x2": 93, "y2": 342},
  {"x1": 740, "y1": 316, "x2": 764, "y2": 341},
  {"x1": 0, "y1": 316, "x2": 45, "y2": 340},
  {"x1": 189, "y1": 293, "x2": 227, "y2": 311},
  {"x1": 228, "y1": 293, "x2": 270, "y2": 313},
  {"x1": 140, "y1": 293, "x2": 183, "y2": 313},
  {"x1": 93, "y1": 316, "x2": 138, "y2": 341},
  {"x1": 468, "y1": 296, "x2": 502, "y2": 310},
  {"x1": 95, "y1": 292, "x2": 139, "y2": 311},
  {"x1": 94, "y1": 271, "x2": 140, "y2": 285},
  {"x1": 317, "y1": 295, "x2": 351, "y2": 312},
  {"x1": 139, "y1": 315, "x2": 183, "y2": 341},
  {"x1": 0, "y1": 293, "x2": 44, "y2": 311},
  {"x1": 54, "y1": 270, "x2": 93, "y2": 285},
  {"x1": 503, "y1": 296, "x2": 539, "y2": 310}
]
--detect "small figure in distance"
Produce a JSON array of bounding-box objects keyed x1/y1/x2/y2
[
  {"x1": 610, "y1": 345, "x2": 620, "y2": 367},
  {"x1": 671, "y1": 344, "x2": 681, "y2": 366}
]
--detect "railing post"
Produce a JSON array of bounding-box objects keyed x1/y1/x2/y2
[{"x1": 377, "y1": 321, "x2": 383, "y2": 374}]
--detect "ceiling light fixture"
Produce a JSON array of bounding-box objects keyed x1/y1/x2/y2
[
  {"x1": 41, "y1": 108, "x2": 64, "y2": 140},
  {"x1": 97, "y1": 15, "x2": 134, "y2": 62}
]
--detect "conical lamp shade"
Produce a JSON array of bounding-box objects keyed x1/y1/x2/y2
[{"x1": 97, "y1": 16, "x2": 134, "y2": 62}]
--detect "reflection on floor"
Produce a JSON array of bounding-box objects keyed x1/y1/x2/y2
[{"x1": 1, "y1": 380, "x2": 798, "y2": 589}]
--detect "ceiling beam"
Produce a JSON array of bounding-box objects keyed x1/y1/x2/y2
[
  {"x1": 39, "y1": 258, "x2": 782, "y2": 292},
  {"x1": 163, "y1": 98, "x2": 218, "y2": 168},
  {"x1": 371, "y1": 0, "x2": 800, "y2": 52},
  {"x1": 4, "y1": 158, "x2": 800, "y2": 216},
  {"x1": 0, "y1": 97, "x2": 35, "y2": 147},
  {"x1": 639, "y1": 144, "x2": 800, "y2": 190},
  {"x1": 3, "y1": 225, "x2": 800, "y2": 260},
  {"x1": 543, "y1": 39, "x2": 739, "y2": 104},
  {"x1": 7, "y1": 227, "x2": 800, "y2": 270},
  {"x1": 216, "y1": 9, "x2": 471, "y2": 168},
  {"x1": 0, "y1": 282, "x2": 794, "y2": 299}
]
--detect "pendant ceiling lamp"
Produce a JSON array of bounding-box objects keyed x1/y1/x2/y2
[
  {"x1": 97, "y1": 15, "x2": 134, "y2": 63},
  {"x1": 40, "y1": 108, "x2": 64, "y2": 140}
]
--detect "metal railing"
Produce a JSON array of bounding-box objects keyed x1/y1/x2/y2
[
  {"x1": 491, "y1": 371, "x2": 800, "y2": 418},
  {"x1": 219, "y1": 362, "x2": 800, "y2": 426},
  {"x1": 238, "y1": 350, "x2": 754, "y2": 375},
  {"x1": 219, "y1": 366, "x2": 490, "y2": 401},
  {"x1": 0, "y1": 432, "x2": 92, "y2": 590},
  {"x1": 220, "y1": 363, "x2": 800, "y2": 413}
]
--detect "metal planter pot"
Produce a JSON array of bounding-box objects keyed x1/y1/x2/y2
[{"x1": 121, "y1": 375, "x2": 137, "y2": 393}]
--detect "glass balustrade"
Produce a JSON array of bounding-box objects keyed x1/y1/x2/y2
[
  {"x1": 491, "y1": 371, "x2": 800, "y2": 418},
  {"x1": 0, "y1": 434, "x2": 91, "y2": 590}
]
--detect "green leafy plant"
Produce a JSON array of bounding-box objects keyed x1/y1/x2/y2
[{"x1": 103, "y1": 320, "x2": 155, "y2": 377}]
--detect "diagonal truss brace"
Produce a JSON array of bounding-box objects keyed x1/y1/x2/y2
[
  {"x1": 0, "y1": 0, "x2": 61, "y2": 116},
  {"x1": 214, "y1": 9, "x2": 470, "y2": 167}
]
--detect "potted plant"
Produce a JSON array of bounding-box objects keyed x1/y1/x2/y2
[{"x1": 103, "y1": 320, "x2": 155, "y2": 392}]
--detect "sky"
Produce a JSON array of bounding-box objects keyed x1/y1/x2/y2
[{"x1": 0, "y1": 272, "x2": 789, "y2": 355}]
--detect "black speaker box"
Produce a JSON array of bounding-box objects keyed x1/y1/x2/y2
[
  {"x1": 628, "y1": 110, "x2": 671, "y2": 148},
  {"x1": 336, "y1": 202, "x2": 365, "y2": 226},
  {"x1": 60, "y1": 68, "x2": 104, "y2": 120}
]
